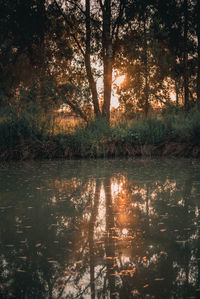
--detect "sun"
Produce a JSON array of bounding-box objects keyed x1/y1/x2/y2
[
  {"x1": 114, "y1": 74, "x2": 126, "y2": 87},
  {"x1": 111, "y1": 73, "x2": 126, "y2": 109},
  {"x1": 170, "y1": 92, "x2": 176, "y2": 102}
]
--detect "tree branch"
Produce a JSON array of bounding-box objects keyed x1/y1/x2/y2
[
  {"x1": 97, "y1": 0, "x2": 104, "y2": 12},
  {"x1": 66, "y1": 0, "x2": 86, "y2": 16},
  {"x1": 54, "y1": 85, "x2": 88, "y2": 122},
  {"x1": 112, "y1": 0, "x2": 126, "y2": 40},
  {"x1": 54, "y1": 0, "x2": 85, "y2": 57}
]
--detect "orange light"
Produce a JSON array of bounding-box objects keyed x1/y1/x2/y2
[
  {"x1": 170, "y1": 92, "x2": 176, "y2": 101},
  {"x1": 114, "y1": 75, "x2": 126, "y2": 87}
]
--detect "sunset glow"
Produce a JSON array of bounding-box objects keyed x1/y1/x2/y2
[
  {"x1": 170, "y1": 92, "x2": 176, "y2": 101},
  {"x1": 111, "y1": 96, "x2": 119, "y2": 109},
  {"x1": 111, "y1": 73, "x2": 126, "y2": 109},
  {"x1": 114, "y1": 74, "x2": 126, "y2": 87}
]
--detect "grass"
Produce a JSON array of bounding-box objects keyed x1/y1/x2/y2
[{"x1": 0, "y1": 108, "x2": 200, "y2": 160}]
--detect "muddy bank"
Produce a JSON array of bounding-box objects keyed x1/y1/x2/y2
[{"x1": 0, "y1": 138, "x2": 199, "y2": 160}]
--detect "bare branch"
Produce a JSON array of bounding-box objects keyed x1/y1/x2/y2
[
  {"x1": 97, "y1": 0, "x2": 104, "y2": 12},
  {"x1": 112, "y1": 0, "x2": 126, "y2": 40},
  {"x1": 54, "y1": 85, "x2": 88, "y2": 122},
  {"x1": 54, "y1": 0, "x2": 85, "y2": 57},
  {"x1": 66, "y1": 0, "x2": 86, "y2": 16}
]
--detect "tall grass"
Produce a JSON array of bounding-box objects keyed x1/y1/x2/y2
[{"x1": 0, "y1": 108, "x2": 200, "y2": 160}]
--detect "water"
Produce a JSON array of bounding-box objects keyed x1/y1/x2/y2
[{"x1": 0, "y1": 158, "x2": 200, "y2": 299}]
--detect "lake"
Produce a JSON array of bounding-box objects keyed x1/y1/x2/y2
[{"x1": 0, "y1": 158, "x2": 200, "y2": 298}]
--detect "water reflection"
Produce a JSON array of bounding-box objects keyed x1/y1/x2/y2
[{"x1": 0, "y1": 159, "x2": 200, "y2": 298}]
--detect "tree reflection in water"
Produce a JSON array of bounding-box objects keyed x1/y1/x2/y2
[{"x1": 0, "y1": 159, "x2": 200, "y2": 298}]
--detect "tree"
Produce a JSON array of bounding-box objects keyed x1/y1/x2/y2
[
  {"x1": 0, "y1": 0, "x2": 75, "y2": 114},
  {"x1": 183, "y1": 0, "x2": 189, "y2": 110},
  {"x1": 114, "y1": 0, "x2": 168, "y2": 117},
  {"x1": 0, "y1": 0, "x2": 46, "y2": 98},
  {"x1": 195, "y1": 0, "x2": 200, "y2": 107},
  {"x1": 53, "y1": 0, "x2": 127, "y2": 120}
]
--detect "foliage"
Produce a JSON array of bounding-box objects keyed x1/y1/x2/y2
[
  {"x1": 1, "y1": 0, "x2": 200, "y2": 119},
  {"x1": 1, "y1": 109, "x2": 200, "y2": 160},
  {"x1": 1, "y1": 0, "x2": 200, "y2": 158},
  {"x1": 126, "y1": 118, "x2": 170, "y2": 145}
]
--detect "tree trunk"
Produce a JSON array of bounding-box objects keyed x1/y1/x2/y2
[
  {"x1": 143, "y1": 13, "x2": 149, "y2": 118},
  {"x1": 175, "y1": 80, "x2": 179, "y2": 110},
  {"x1": 197, "y1": 0, "x2": 200, "y2": 108},
  {"x1": 102, "y1": 0, "x2": 113, "y2": 119},
  {"x1": 183, "y1": 0, "x2": 189, "y2": 111},
  {"x1": 85, "y1": 0, "x2": 101, "y2": 117},
  {"x1": 36, "y1": 0, "x2": 45, "y2": 42}
]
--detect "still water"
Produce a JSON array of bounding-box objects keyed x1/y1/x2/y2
[{"x1": 0, "y1": 158, "x2": 200, "y2": 299}]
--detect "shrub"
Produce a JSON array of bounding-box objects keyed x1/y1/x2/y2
[{"x1": 126, "y1": 118, "x2": 169, "y2": 145}]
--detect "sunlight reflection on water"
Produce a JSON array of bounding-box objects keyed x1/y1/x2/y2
[{"x1": 0, "y1": 158, "x2": 200, "y2": 298}]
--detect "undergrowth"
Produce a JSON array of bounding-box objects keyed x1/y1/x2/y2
[{"x1": 0, "y1": 108, "x2": 200, "y2": 160}]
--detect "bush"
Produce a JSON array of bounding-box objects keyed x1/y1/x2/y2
[
  {"x1": 126, "y1": 118, "x2": 169, "y2": 145},
  {"x1": 72, "y1": 117, "x2": 110, "y2": 157},
  {"x1": 1, "y1": 107, "x2": 200, "y2": 160}
]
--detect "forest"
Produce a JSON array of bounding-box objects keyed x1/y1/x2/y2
[{"x1": 0, "y1": 0, "x2": 200, "y2": 159}]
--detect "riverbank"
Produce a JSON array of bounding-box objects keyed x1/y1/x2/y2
[{"x1": 1, "y1": 111, "x2": 200, "y2": 160}]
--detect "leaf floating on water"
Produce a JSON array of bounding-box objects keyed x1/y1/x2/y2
[
  {"x1": 176, "y1": 240, "x2": 187, "y2": 244},
  {"x1": 143, "y1": 256, "x2": 147, "y2": 262},
  {"x1": 143, "y1": 284, "x2": 149, "y2": 288},
  {"x1": 35, "y1": 243, "x2": 41, "y2": 247},
  {"x1": 154, "y1": 278, "x2": 165, "y2": 281},
  {"x1": 17, "y1": 269, "x2": 26, "y2": 273},
  {"x1": 160, "y1": 229, "x2": 167, "y2": 232},
  {"x1": 48, "y1": 260, "x2": 57, "y2": 264},
  {"x1": 111, "y1": 236, "x2": 120, "y2": 239},
  {"x1": 130, "y1": 290, "x2": 140, "y2": 295}
]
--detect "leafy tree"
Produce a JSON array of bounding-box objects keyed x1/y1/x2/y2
[
  {"x1": 1, "y1": 0, "x2": 200, "y2": 120},
  {"x1": 52, "y1": 0, "x2": 128, "y2": 120},
  {"x1": 194, "y1": 0, "x2": 200, "y2": 107},
  {"x1": 0, "y1": 0, "x2": 74, "y2": 113},
  {"x1": 116, "y1": 0, "x2": 200, "y2": 116},
  {"x1": 114, "y1": 0, "x2": 170, "y2": 117}
]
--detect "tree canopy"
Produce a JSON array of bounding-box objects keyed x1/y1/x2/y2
[{"x1": 0, "y1": 0, "x2": 200, "y2": 120}]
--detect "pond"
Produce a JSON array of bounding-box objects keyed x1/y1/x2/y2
[{"x1": 0, "y1": 158, "x2": 200, "y2": 299}]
